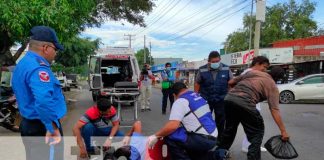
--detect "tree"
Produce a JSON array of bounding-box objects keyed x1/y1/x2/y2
[
  {"x1": 135, "y1": 47, "x2": 154, "y2": 68},
  {"x1": 0, "y1": 0, "x2": 155, "y2": 65},
  {"x1": 224, "y1": 0, "x2": 318, "y2": 53},
  {"x1": 55, "y1": 37, "x2": 100, "y2": 67}
]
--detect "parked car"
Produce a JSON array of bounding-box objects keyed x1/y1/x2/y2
[
  {"x1": 277, "y1": 74, "x2": 324, "y2": 104},
  {"x1": 66, "y1": 74, "x2": 78, "y2": 88},
  {"x1": 55, "y1": 71, "x2": 71, "y2": 92}
]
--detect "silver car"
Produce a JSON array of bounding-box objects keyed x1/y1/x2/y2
[{"x1": 277, "y1": 74, "x2": 324, "y2": 103}]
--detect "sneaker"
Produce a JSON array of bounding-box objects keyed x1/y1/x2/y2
[
  {"x1": 146, "y1": 108, "x2": 151, "y2": 111},
  {"x1": 242, "y1": 147, "x2": 267, "y2": 153},
  {"x1": 261, "y1": 147, "x2": 267, "y2": 152}
]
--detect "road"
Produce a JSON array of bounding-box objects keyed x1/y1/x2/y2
[{"x1": 0, "y1": 84, "x2": 324, "y2": 160}]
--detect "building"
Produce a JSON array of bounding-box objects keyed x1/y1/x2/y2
[{"x1": 153, "y1": 58, "x2": 183, "y2": 66}]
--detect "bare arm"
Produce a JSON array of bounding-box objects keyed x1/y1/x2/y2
[
  {"x1": 109, "y1": 121, "x2": 120, "y2": 137},
  {"x1": 155, "y1": 120, "x2": 180, "y2": 137},
  {"x1": 270, "y1": 109, "x2": 289, "y2": 140},
  {"x1": 72, "y1": 121, "x2": 86, "y2": 149}
]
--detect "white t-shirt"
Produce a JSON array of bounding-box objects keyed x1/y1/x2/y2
[{"x1": 169, "y1": 98, "x2": 218, "y2": 137}]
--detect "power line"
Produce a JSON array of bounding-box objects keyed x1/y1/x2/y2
[
  {"x1": 136, "y1": 0, "x2": 182, "y2": 35},
  {"x1": 132, "y1": 0, "x2": 174, "y2": 33},
  {"x1": 157, "y1": 0, "x2": 239, "y2": 40},
  {"x1": 168, "y1": 0, "x2": 248, "y2": 40},
  {"x1": 138, "y1": 0, "x2": 193, "y2": 36}
]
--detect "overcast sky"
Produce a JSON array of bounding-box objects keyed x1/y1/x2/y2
[{"x1": 81, "y1": 0, "x2": 324, "y2": 61}]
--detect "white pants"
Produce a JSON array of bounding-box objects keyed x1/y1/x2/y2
[
  {"x1": 140, "y1": 85, "x2": 152, "y2": 109},
  {"x1": 242, "y1": 103, "x2": 262, "y2": 149}
]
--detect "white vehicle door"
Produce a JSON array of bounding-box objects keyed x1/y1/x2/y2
[
  {"x1": 294, "y1": 75, "x2": 324, "y2": 99},
  {"x1": 88, "y1": 56, "x2": 102, "y2": 90}
]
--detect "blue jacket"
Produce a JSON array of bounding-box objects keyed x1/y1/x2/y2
[
  {"x1": 12, "y1": 51, "x2": 67, "y2": 133},
  {"x1": 161, "y1": 69, "x2": 176, "y2": 82},
  {"x1": 198, "y1": 64, "x2": 230, "y2": 102},
  {"x1": 168, "y1": 91, "x2": 217, "y2": 142}
]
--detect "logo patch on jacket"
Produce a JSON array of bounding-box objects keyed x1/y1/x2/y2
[{"x1": 39, "y1": 71, "x2": 50, "y2": 82}]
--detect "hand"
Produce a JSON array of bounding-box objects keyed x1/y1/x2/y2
[
  {"x1": 79, "y1": 146, "x2": 88, "y2": 158},
  {"x1": 147, "y1": 135, "x2": 158, "y2": 149},
  {"x1": 103, "y1": 138, "x2": 112, "y2": 149},
  {"x1": 281, "y1": 131, "x2": 289, "y2": 141},
  {"x1": 122, "y1": 136, "x2": 131, "y2": 145},
  {"x1": 45, "y1": 128, "x2": 61, "y2": 145}
]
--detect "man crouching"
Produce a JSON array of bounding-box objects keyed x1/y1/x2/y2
[{"x1": 73, "y1": 98, "x2": 124, "y2": 158}]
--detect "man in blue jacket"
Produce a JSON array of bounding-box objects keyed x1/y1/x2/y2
[
  {"x1": 12, "y1": 26, "x2": 66, "y2": 160},
  {"x1": 194, "y1": 51, "x2": 233, "y2": 136}
]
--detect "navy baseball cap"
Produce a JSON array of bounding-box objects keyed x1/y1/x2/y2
[{"x1": 30, "y1": 26, "x2": 64, "y2": 51}]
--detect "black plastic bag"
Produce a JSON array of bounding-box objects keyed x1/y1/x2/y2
[{"x1": 264, "y1": 135, "x2": 298, "y2": 159}]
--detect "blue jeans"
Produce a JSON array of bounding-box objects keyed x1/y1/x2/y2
[
  {"x1": 165, "y1": 133, "x2": 217, "y2": 160},
  {"x1": 81, "y1": 123, "x2": 124, "y2": 152}
]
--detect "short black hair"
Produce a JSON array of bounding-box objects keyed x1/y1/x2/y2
[
  {"x1": 251, "y1": 56, "x2": 270, "y2": 67},
  {"x1": 208, "y1": 51, "x2": 220, "y2": 61},
  {"x1": 165, "y1": 62, "x2": 171, "y2": 67},
  {"x1": 97, "y1": 98, "x2": 112, "y2": 112},
  {"x1": 269, "y1": 66, "x2": 285, "y2": 82},
  {"x1": 172, "y1": 82, "x2": 188, "y2": 95},
  {"x1": 114, "y1": 146, "x2": 131, "y2": 159}
]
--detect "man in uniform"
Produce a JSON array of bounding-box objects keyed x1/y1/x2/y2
[
  {"x1": 161, "y1": 62, "x2": 176, "y2": 114},
  {"x1": 149, "y1": 82, "x2": 218, "y2": 159},
  {"x1": 12, "y1": 26, "x2": 66, "y2": 160},
  {"x1": 195, "y1": 51, "x2": 233, "y2": 136}
]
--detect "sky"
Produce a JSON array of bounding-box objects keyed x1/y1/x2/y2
[{"x1": 81, "y1": 0, "x2": 324, "y2": 62}]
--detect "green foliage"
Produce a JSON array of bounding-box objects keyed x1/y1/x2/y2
[
  {"x1": 224, "y1": 0, "x2": 318, "y2": 53},
  {"x1": 55, "y1": 37, "x2": 100, "y2": 67},
  {"x1": 51, "y1": 63, "x2": 89, "y2": 76},
  {"x1": 0, "y1": 0, "x2": 155, "y2": 62},
  {"x1": 135, "y1": 47, "x2": 154, "y2": 68}
]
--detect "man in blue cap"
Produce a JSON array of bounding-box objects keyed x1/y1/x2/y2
[{"x1": 12, "y1": 26, "x2": 66, "y2": 160}]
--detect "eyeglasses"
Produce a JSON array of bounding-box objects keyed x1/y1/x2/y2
[{"x1": 45, "y1": 45, "x2": 58, "y2": 52}]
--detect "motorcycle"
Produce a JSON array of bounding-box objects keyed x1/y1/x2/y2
[{"x1": 0, "y1": 86, "x2": 20, "y2": 132}]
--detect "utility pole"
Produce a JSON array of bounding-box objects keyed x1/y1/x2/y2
[
  {"x1": 247, "y1": 0, "x2": 254, "y2": 66},
  {"x1": 149, "y1": 41, "x2": 152, "y2": 65},
  {"x1": 144, "y1": 35, "x2": 146, "y2": 64},
  {"x1": 124, "y1": 34, "x2": 135, "y2": 48},
  {"x1": 254, "y1": 0, "x2": 266, "y2": 56}
]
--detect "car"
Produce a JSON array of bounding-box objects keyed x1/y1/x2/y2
[{"x1": 277, "y1": 73, "x2": 324, "y2": 104}]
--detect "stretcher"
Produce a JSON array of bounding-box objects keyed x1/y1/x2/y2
[{"x1": 105, "y1": 82, "x2": 140, "y2": 121}]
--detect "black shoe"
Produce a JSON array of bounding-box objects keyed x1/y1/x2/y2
[
  {"x1": 141, "y1": 109, "x2": 145, "y2": 112},
  {"x1": 146, "y1": 108, "x2": 151, "y2": 111}
]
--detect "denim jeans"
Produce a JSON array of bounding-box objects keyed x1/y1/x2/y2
[
  {"x1": 81, "y1": 123, "x2": 124, "y2": 152},
  {"x1": 165, "y1": 133, "x2": 217, "y2": 160}
]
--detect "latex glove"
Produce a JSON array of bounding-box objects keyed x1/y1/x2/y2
[
  {"x1": 122, "y1": 136, "x2": 131, "y2": 145},
  {"x1": 147, "y1": 135, "x2": 158, "y2": 149}
]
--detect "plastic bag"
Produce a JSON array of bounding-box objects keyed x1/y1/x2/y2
[{"x1": 264, "y1": 135, "x2": 298, "y2": 159}]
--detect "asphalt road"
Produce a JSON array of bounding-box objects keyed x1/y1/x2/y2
[{"x1": 1, "y1": 84, "x2": 324, "y2": 160}]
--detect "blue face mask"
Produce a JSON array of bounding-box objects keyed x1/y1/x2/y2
[{"x1": 210, "y1": 62, "x2": 220, "y2": 69}]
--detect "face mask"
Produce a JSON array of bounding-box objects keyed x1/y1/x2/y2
[
  {"x1": 210, "y1": 62, "x2": 220, "y2": 69},
  {"x1": 166, "y1": 67, "x2": 171, "y2": 71}
]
